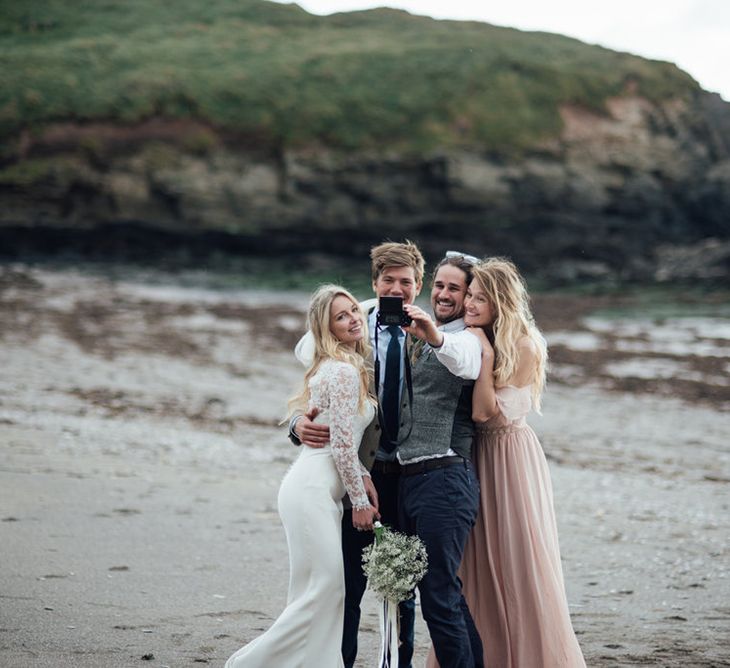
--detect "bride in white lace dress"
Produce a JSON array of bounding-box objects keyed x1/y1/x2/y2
[{"x1": 225, "y1": 285, "x2": 378, "y2": 668}]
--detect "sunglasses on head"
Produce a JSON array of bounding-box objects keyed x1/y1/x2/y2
[{"x1": 445, "y1": 250, "x2": 479, "y2": 265}]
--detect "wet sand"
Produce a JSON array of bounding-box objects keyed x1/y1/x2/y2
[{"x1": 1, "y1": 266, "x2": 729, "y2": 667}]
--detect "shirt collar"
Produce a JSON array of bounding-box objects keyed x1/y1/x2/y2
[
  {"x1": 438, "y1": 317, "x2": 466, "y2": 333},
  {"x1": 370, "y1": 312, "x2": 404, "y2": 339}
]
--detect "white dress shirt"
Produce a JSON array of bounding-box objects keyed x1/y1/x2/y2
[
  {"x1": 368, "y1": 307, "x2": 406, "y2": 401},
  {"x1": 430, "y1": 319, "x2": 482, "y2": 380}
]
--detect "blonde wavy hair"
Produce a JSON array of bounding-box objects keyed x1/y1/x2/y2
[
  {"x1": 287, "y1": 284, "x2": 374, "y2": 419},
  {"x1": 471, "y1": 258, "x2": 548, "y2": 411}
]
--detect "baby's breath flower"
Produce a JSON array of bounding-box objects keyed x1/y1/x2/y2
[{"x1": 362, "y1": 522, "x2": 428, "y2": 602}]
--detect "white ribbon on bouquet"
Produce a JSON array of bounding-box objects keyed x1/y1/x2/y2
[
  {"x1": 364, "y1": 520, "x2": 427, "y2": 668},
  {"x1": 377, "y1": 596, "x2": 400, "y2": 668}
]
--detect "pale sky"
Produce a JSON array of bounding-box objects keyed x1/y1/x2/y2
[{"x1": 276, "y1": 0, "x2": 729, "y2": 101}]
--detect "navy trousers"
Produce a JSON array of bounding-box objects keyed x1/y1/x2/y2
[
  {"x1": 341, "y1": 467, "x2": 416, "y2": 668},
  {"x1": 399, "y1": 461, "x2": 484, "y2": 668}
]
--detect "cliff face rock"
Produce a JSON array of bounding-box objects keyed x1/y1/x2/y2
[
  {"x1": 2, "y1": 0, "x2": 728, "y2": 282},
  {"x1": 1, "y1": 91, "x2": 729, "y2": 282}
]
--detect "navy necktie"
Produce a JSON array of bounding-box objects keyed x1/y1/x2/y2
[{"x1": 380, "y1": 325, "x2": 402, "y2": 453}]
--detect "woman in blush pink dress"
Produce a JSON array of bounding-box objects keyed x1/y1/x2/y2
[{"x1": 427, "y1": 257, "x2": 585, "y2": 668}]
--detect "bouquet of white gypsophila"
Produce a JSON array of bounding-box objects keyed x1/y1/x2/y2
[
  {"x1": 362, "y1": 521, "x2": 428, "y2": 602},
  {"x1": 362, "y1": 522, "x2": 428, "y2": 668}
]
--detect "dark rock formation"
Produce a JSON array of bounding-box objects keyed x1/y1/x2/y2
[
  {"x1": 1, "y1": 92, "x2": 729, "y2": 283},
  {"x1": 654, "y1": 238, "x2": 730, "y2": 282}
]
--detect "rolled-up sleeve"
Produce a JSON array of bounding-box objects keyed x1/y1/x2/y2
[{"x1": 433, "y1": 330, "x2": 482, "y2": 379}]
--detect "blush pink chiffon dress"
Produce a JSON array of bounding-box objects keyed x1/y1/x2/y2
[{"x1": 428, "y1": 384, "x2": 585, "y2": 668}]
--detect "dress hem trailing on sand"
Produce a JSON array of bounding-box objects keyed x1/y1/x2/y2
[{"x1": 224, "y1": 360, "x2": 373, "y2": 668}]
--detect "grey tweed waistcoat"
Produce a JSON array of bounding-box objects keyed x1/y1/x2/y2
[{"x1": 396, "y1": 344, "x2": 475, "y2": 461}]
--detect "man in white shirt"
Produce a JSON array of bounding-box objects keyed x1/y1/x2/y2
[{"x1": 398, "y1": 253, "x2": 484, "y2": 667}]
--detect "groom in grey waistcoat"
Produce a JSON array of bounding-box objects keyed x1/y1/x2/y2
[{"x1": 398, "y1": 253, "x2": 484, "y2": 668}]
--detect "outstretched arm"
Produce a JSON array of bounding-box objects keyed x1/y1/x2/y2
[
  {"x1": 433, "y1": 329, "x2": 482, "y2": 379},
  {"x1": 403, "y1": 304, "x2": 481, "y2": 379}
]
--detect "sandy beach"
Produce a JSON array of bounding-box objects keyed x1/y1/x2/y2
[{"x1": 1, "y1": 266, "x2": 729, "y2": 667}]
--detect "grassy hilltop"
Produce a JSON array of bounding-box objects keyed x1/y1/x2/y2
[{"x1": 0, "y1": 0, "x2": 700, "y2": 155}]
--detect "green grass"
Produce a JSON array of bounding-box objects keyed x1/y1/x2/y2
[
  {"x1": 0, "y1": 155, "x2": 83, "y2": 185},
  {"x1": 0, "y1": 0, "x2": 700, "y2": 154}
]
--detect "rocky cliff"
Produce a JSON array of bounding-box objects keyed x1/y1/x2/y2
[{"x1": 1, "y1": 2, "x2": 729, "y2": 283}]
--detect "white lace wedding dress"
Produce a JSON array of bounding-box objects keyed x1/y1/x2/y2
[{"x1": 225, "y1": 359, "x2": 375, "y2": 668}]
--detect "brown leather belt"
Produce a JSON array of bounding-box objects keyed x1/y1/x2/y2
[
  {"x1": 371, "y1": 460, "x2": 402, "y2": 475},
  {"x1": 400, "y1": 455, "x2": 466, "y2": 477}
]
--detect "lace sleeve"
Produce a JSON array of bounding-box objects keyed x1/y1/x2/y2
[{"x1": 324, "y1": 361, "x2": 370, "y2": 511}]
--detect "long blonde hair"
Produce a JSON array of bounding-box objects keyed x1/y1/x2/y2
[
  {"x1": 287, "y1": 284, "x2": 374, "y2": 419},
  {"x1": 471, "y1": 258, "x2": 547, "y2": 411}
]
